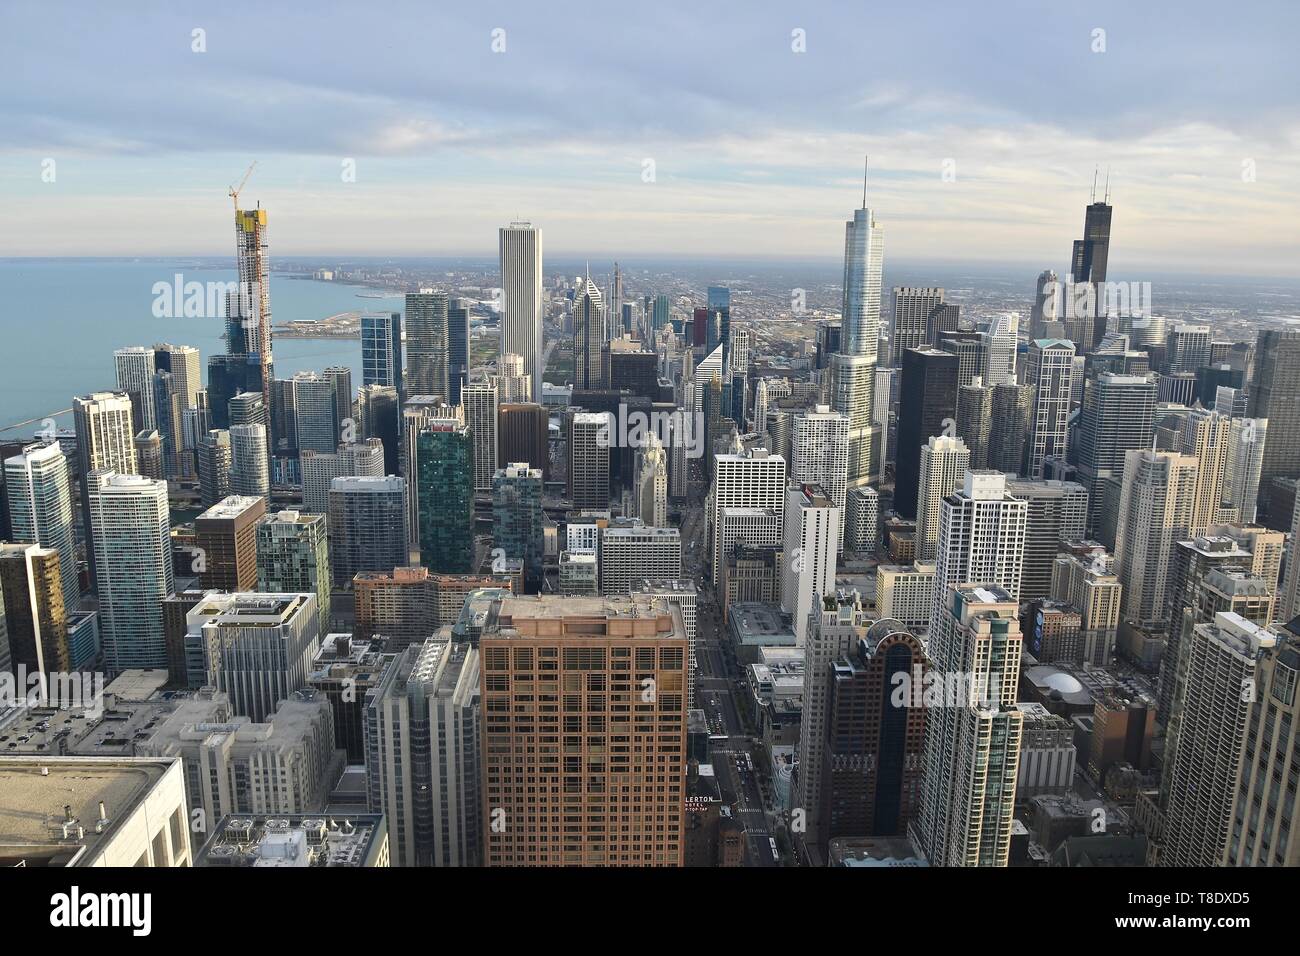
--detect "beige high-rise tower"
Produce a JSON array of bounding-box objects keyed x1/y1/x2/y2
[{"x1": 480, "y1": 594, "x2": 688, "y2": 866}]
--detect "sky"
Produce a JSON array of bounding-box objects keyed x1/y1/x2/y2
[{"x1": 2, "y1": 0, "x2": 1298, "y2": 274}]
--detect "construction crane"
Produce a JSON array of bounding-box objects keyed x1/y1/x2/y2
[{"x1": 229, "y1": 161, "x2": 257, "y2": 210}]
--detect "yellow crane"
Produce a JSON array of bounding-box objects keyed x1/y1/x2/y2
[{"x1": 228, "y1": 161, "x2": 257, "y2": 210}]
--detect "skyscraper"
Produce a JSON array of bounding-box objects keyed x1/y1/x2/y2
[
  {"x1": 113, "y1": 346, "x2": 158, "y2": 432},
  {"x1": 86, "y1": 470, "x2": 173, "y2": 673},
  {"x1": 791, "y1": 405, "x2": 850, "y2": 518},
  {"x1": 418, "y1": 426, "x2": 475, "y2": 574},
  {"x1": 228, "y1": 422, "x2": 270, "y2": 500},
  {"x1": 710, "y1": 447, "x2": 787, "y2": 584},
  {"x1": 830, "y1": 190, "x2": 883, "y2": 489},
  {"x1": 1069, "y1": 185, "x2": 1112, "y2": 349},
  {"x1": 361, "y1": 311, "x2": 403, "y2": 393},
  {"x1": 499, "y1": 222, "x2": 544, "y2": 401},
  {"x1": 570, "y1": 411, "x2": 612, "y2": 511},
  {"x1": 447, "y1": 297, "x2": 471, "y2": 405},
  {"x1": 1003, "y1": 479, "x2": 1089, "y2": 603},
  {"x1": 983, "y1": 313, "x2": 1018, "y2": 386},
  {"x1": 1179, "y1": 407, "x2": 1232, "y2": 533},
  {"x1": 194, "y1": 495, "x2": 266, "y2": 592},
  {"x1": 463, "y1": 378, "x2": 499, "y2": 494},
  {"x1": 1023, "y1": 339, "x2": 1075, "y2": 478},
  {"x1": 890, "y1": 288, "x2": 944, "y2": 365},
  {"x1": 988, "y1": 382, "x2": 1033, "y2": 476},
  {"x1": 300, "y1": 438, "x2": 386, "y2": 515},
  {"x1": 894, "y1": 348, "x2": 959, "y2": 519},
  {"x1": 0, "y1": 543, "x2": 70, "y2": 682},
  {"x1": 404, "y1": 290, "x2": 450, "y2": 400},
  {"x1": 932, "y1": 471, "x2": 1028, "y2": 617},
  {"x1": 493, "y1": 462, "x2": 544, "y2": 591},
  {"x1": 1075, "y1": 373, "x2": 1158, "y2": 537},
  {"x1": 232, "y1": 205, "x2": 274, "y2": 412},
  {"x1": 1248, "y1": 329, "x2": 1300, "y2": 517},
  {"x1": 257, "y1": 510, "x2": 331, "y2": 637},
  {"x1": 327, "y1": 476, "x2": 409, "y2": 587},
  {"x1": 4, "y1": 442, "x2": 79, "y2": 612},
  {"x1": 367, "y1": 638, "x2": 482, "y2": 867},
  {"x1": 1114, "y1": 449, "x2": 1198, "y2": 624},
  {"x1": 291, "y1": 371, "x2": 339, "y2": 456},
  {"x1": 480, "y1": 593, "x2": 688, "y2": 866},
  {"x1": 633, "y1": 433, "x2": 668, "y2": 528},
  {"x1": 573, "y1": 270, "x2": 604, "y2": 391},
  {"x1": 915, "y1": 436, "x2": 970, "y2": 563},
  {"x1": 914, "y1": 584, "x2": 1025, "y2": 867},
  {"x1": 1030, "y1": 269, "x2": 1059, "y2": 340},
  {"x1": 781, "y1": 484, "x2": 841, "y2": 645},
  {"x1": 196, "y1": 428, "x2": 233, "y2": 507}
]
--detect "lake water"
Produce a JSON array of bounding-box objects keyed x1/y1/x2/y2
[{"x1": 0, "y1": 259, "x2": 405, "y2": 431}]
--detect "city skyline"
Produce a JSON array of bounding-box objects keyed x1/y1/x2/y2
[{"x1": 2, "y1": 2, "x2": 1299, "y2": 273}]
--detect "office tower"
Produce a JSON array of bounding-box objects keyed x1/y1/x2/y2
[
  {"x1": 1165, "y1": 324, "x2": 1212, "y2": 374},
  {"x1": 497, "y1": 402, "x2": 549, "y2": 479},
  {"x1": 890, "y1": 288, "x2": 944, "y2": 364},
  {"x1": 405, "y1": 290, "x2": 450, "y2": 400},
  {"x1": 352, "y1": 567, "x2": 512, "y2": 645},
  {"x1": 480, "y1": 593, "x2": 688, "y2": 866},
  {"x1": 987, "y1": 382, "x2": 1032, "y2": 476},
  {"x1": 894, "y1": 348, "x2": 959, "y2": 519},
  {"x1": 875, "y1": 562, "x2": 936, "y2": 631},
  {"x1": 228, "y1": 422, "x2": 269, "y2": 500},
  {"x1": 829, "y1": 199, "x2": 882, "y2": 490},
  {"x1": 258, "y1": 510, "x2": 331, "y2": 636},
  {"x1": 463, "y1": 378, "x2": 499, "y2": 493},
  {"x1": 500, "y1": 222, "x2": 544, "y2": 400},
  {"x1": 153, "y1": 342, "x2": 201, "y2": 408},
  {"x1": 1248, "y1": 329, "x2": 1300, "y2": 515},
  {"x1": 1114, "y1": 449, "x2": 1198, "y2": 623},
  {"x1": 493, "y1": 463, "x2": 544, "y2": 592},
  {"x1": 1069, "y1": 185, "x2": 1112, "y2": 347},
  {"x1": 937, "y1": 330, "x2": 987, "y2": 388},
  {"x1": 782, "y1": 485, "x2": 841, "y2": 644},
  {"x1": 410, "y1": 426, "x2": 473, "y2": 574},
  {"x1": 85, "y1": 470, "x2": 172, "y2": 673},
  {"x1": 134, "y1": 430, "x2": 163, "y2": 479},
  {"x1": 932, "y1": 471, "x2": 1029, "y2": 615},
  {"x1": 791, "y1": 405, "x2": 850, "y2": 516},
  {"x1": 1030, "y1": 269, "x2": 1059, "y2": 340},
  {"x1": 446, "y1": 297, "x2": 471, "y2": 404},
  {"x1": 1179, "y1": 407, "x2": 1232, "y2": 533},
  {"x1": 1161, "y1": 612, "x2": 1275, "y2": 867},
  {"x1": 955, "y1": 380, "x2": 992, "y2": 471},
  {"x1": 825, "y1": 622, "x2": 928, "y2": 840},
  {"x1": 1023, "y1": 339, "x2": 1074, "y2": 477},
  {"x1": 573, "y1": 270, "x2": 604, "y2": 390},
  {"x1": 706, "y1": 285, "x2": 731, "y2": 367},
  {"x1": 113, "y1": 345, "x2": 158, "y2": 431},
  {"x1": 1225, "y1": 619, "x2": 1300, "y2": 866},
  {"x1": 4, "y1": 442, "x2": 78, "y2": 612},
  {"x1": 983, "y1": 313, "x2": 1018, "y2": 386},
  {"x1": 361, "y1": 311, "x2": 403, "y2": 393},
  {"x1": 1076, "y1": 373, "x2": 1158, "y2": 537},
  {"x1": 327, "y1": 476, "x2": 409, "y2": 586},
  {"x1": 367, "y1": 638, "x2": 481, "y2": 867},
  {"x1": 358, "y1": 383, "x2": 401, "y2": 473},
  {"x1": 570, "y1": 411, "x2": 612, "y2": 511},
  {"x1": 292, "y1": 371, "x2": 339, "y2": 455},
  {"x1": 844, "y1": 485, "x2": 880, "y2": 554},
  {"x1": 633, "y1": 433, "x2": 668, "y2": 528},
  {"x1": 198, "y1": 592, "x2": 321, "y2": 722},
  {"x1": 231, "y1": 205, "x2": 274, "y2": 411},
  {"x1": 323, "y1": 365, "x2": 353, "y2": 427},
  {"x1": 651, "y1": 294, "x2": 670, "y2": 340},
  {"x1": 599, "y1": 521, "x2": 682, "y2": 595},
  {"x1": 795, "y1": 587, "x2": 869, "y2": 847},
  {"x1": 493, "y1": 353, "x2": 532, "y2": 404},
  {"x1": 196, "y1": 429, "x2": 233, "y2": 507},
  {"x1": 915, "y1": 436, "x2": 970, "y2": 563},
  {"x1": 0, "y1": 543, "x2": 70, "y2": 681},
  {"x1": 300, "y1": 439, "x2": 386, "y2": 514},
  {"x1": 914, "y1": 585, "x2": 1024, "y2": 867},
  {"x1": 194, "y1": 494, "x2": 265, "y2": 592},
  {"x1": 1004, "y1": 479, "x2": 1089, "y2": 602},
  {"x1": 269, "y1": 376, "x2": 299, "y2": 460},
  {"x1": 710, "y1": 447, "x2": 787, "y2": 584}
]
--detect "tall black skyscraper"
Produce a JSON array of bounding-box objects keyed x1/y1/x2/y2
[
  {"x1": 1069, "y1": 176, "x2": 1112, "y2": 350},
  {"x1": 893, "y1": 347, "x2": 959, "y2": 519},
  {"x1": 448, "y1": 297, "x2": 471, "y2": 405}
]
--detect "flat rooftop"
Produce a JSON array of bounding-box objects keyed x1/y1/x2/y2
[{"x1": 0, "y1": 757, "x2": 175, "y2": 866}]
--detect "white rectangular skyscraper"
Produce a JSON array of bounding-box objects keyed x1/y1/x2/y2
[{"x1": 499, "y1": 222, "x2": 544, "y2": 401}]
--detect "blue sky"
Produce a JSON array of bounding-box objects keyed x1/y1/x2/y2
[{"x1": 2, "y1": 0, "x2": 1297, "y2": 273}]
